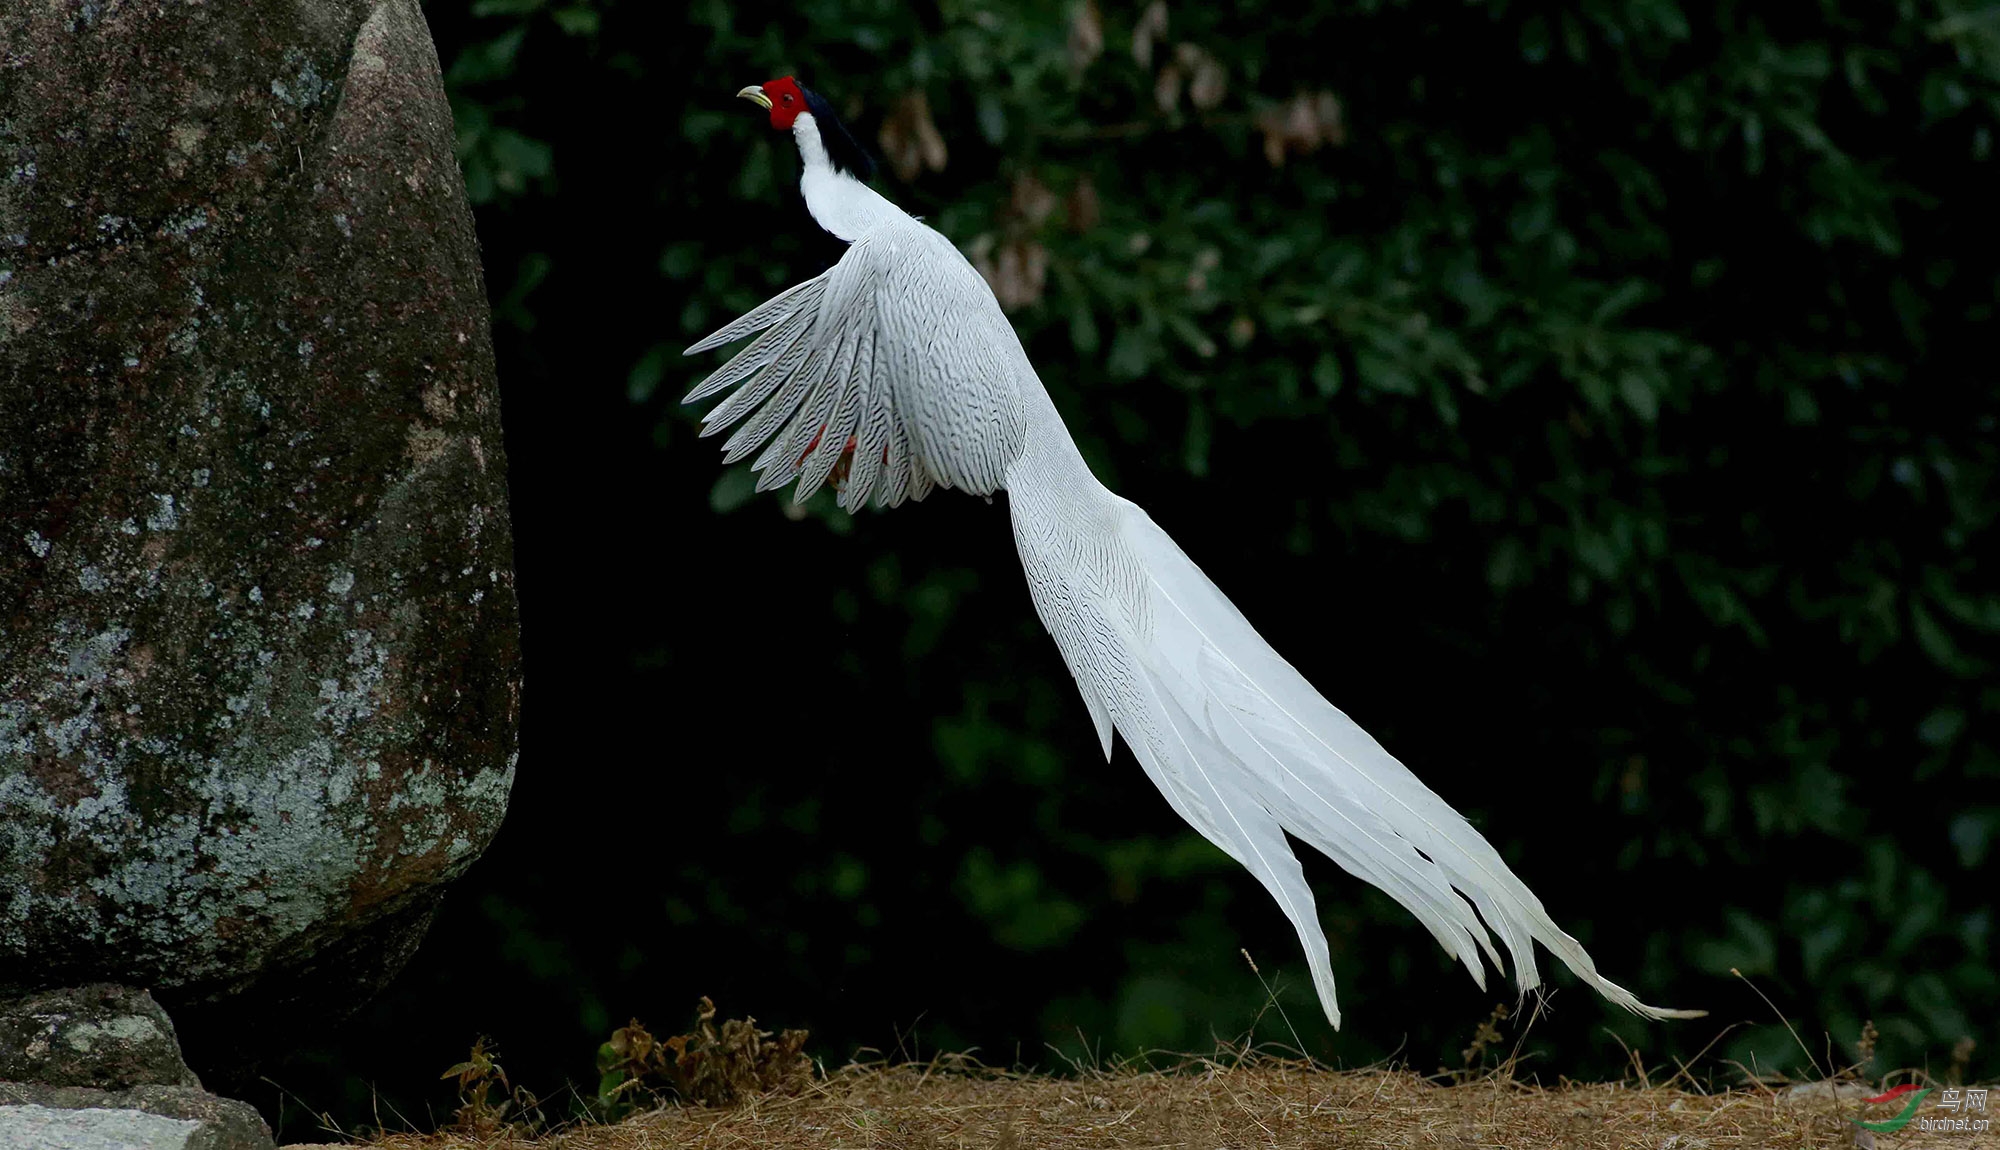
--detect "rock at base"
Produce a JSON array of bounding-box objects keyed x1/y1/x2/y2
[
  {"x1": 0, "y1": 1084, "x2": 275, "y2": 1150},
  {"x1": 0, "y1": 985, "x2": 200, "y2": 1092}
]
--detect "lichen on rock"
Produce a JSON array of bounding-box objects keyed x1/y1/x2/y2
[
  {"x1": 0, "y1": 0, "x2": 521, "y2": 1072},
  {"x1": 0, "y1": 984, "x2": 201, "y2": 1091}
]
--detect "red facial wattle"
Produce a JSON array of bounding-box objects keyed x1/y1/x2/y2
[{"x1": 762, "y1": 76, "x2": 806, "y2": 130}]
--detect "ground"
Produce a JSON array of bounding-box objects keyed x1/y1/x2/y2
[{"x1": 299, "y1": 1059, "x2": 1983, "y2": 1149}]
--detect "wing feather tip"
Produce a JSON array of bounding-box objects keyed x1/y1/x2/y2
[{"x1": 683, "y1": 334, "x2": 730, "y2": 356}]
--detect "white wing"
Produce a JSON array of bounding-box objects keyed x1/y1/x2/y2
[{"x1": 684, "y1": 221, "x2": 1029, "y2": 510}]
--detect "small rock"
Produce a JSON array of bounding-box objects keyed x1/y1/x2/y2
[
  {"x1": 0, "y1": 984, "x2": 199, "y2": 1090},
  {"x1": 0, "y1": 1104, "x2": 202, "y2": 1150},
  {"x1": 0, "y1": 1082, "x2": 274, "y2": 1150}
]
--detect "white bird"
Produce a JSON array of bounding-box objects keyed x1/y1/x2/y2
[{"x1": 686, "y1": 76, "x2": 1701, "y2": 1029}]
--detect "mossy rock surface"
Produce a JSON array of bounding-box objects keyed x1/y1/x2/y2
[{"x1": 0, "y1": 0, "x2": 519, "y2": 1068}]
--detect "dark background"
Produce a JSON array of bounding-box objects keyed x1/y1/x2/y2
[{"x1": 263, "y1": 0, "x2": 1996, "y2": 1136}]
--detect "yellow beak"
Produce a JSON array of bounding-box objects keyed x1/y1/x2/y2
[{"x1": 736, "y1": 85, "x2": 772, "y2": 110}]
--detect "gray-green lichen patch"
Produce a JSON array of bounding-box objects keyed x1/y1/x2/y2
[{"x1": 0, "y1": 0, "x2": 522, "y2": 1037}]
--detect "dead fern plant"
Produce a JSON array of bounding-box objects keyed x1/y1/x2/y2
[
  {"x1": 440, "y1": 1036, "x2": 543, "y2": 1138},
  {"x1": 596, "y1": 996, "x2": 812, "y2": 1115}
]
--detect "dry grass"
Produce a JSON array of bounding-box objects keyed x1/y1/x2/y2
[
  {"x1": 330, "y1": 1053, "x2": 1979, "y2": 1150},
  {"x1": 292, "y1": 994, "x2": 1987, "y2": 1149}
]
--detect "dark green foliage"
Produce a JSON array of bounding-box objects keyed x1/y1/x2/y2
[{"x1": 270, "y1": 0, "x2": 1997, "y2": 1131}]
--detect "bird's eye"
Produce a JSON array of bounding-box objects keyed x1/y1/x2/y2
[{"x1": 783, "y1": 93, "x2": 795, "y2": 105}]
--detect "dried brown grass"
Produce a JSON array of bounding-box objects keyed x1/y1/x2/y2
[{"x1": 338, "y1": 1052, "x2": 1975, "y2": 1150}]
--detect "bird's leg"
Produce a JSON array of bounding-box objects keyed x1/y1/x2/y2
[
  {"x1": 797, "y1": 424, "x2": 828, "y2": 465},
  {"x1": 797, "y1": 422, "x2": 864, "y2": 492},
  {"x1": 829, "y1": 435, "x2": 860, "y2": 490}
]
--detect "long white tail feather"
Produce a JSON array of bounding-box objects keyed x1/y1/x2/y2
[{"x1": 1006, "y1": 449, "x2": 1702, "y2": 1027}]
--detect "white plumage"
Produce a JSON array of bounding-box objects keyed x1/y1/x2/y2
[{"x1": 686, "y1": 84, "x2": 1700, "y2": 1029}]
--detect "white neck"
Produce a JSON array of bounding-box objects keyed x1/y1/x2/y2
[{"x1": 792, "y1": 113, "x2": 907, "y2": 242}]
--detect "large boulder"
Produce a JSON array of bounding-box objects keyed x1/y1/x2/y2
[{"x1": 0, "y1": 0, "x2": 521, "y2": 1076}]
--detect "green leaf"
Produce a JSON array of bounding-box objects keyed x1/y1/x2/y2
[
  {"x1": 551, "y1": 5, "x2": 600, "y2": 35},
  {"x1": 627, "y1": 343, "x2": 669, "y2": 402},
  {"x1": 709, "y1": 467, "x2": 755, "y2": 514},
  {"x1": 1617, "y1": 370, "x2": 1659, "y2": 421},
  {"x1": 1910, "y1": 601, "x2": 1964, "y2": 671},
  {"x1": 1183, "y1": 400, "x2": 1210, "y2": 477},
  {"x1": 1949, "y1": 811, "x2": 1996, "y2": 869},
  {"x1": 447, "y1": 25, "x2": 529, "y2": 87},
  {"x1": 1312, "y1": 352, "x2": 1343, "y2": 396}
]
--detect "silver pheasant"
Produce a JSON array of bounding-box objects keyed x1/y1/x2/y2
[{"x1": 684, "y1": 76, "x2": 1701, "y2": 1029}]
